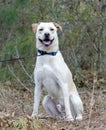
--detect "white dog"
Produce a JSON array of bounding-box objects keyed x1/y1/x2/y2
[{"x1": 31, "y1": 22, "x2": 83, "y2": 121}]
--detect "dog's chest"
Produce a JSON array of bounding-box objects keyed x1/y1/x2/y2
[
  {"x1": 36, "y1": 62, "x2": 63, "y2": 98},
  {"x1": 43, "y1": 77, "x2": 61, "y2": 98}
]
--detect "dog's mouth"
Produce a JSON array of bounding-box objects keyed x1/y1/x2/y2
[{"x1": 39, "y1": 38, "x2": 54, "y2": 47}]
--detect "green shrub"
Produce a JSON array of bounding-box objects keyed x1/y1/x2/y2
[{"x1": 0, "y1": 6, "x2": 18, "y2": 25}]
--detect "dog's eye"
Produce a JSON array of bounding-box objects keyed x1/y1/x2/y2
[
  {"x1": 39, "y1": 28, "x2": 43, "y2": 31},
  {"x1": 50, "y1": 28, "x2": 54, "y2": 31}
]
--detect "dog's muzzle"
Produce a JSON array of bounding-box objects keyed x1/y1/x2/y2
[{"x1": 39, "y1": 38, "x2": 54, "y2": 46}]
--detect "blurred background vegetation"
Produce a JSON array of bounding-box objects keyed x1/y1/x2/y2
[{"x1": 0, "y1": 0, "x2": 106, "y2": 89}]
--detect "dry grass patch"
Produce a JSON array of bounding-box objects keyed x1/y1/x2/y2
[{"x1": 0, "y1": 83, "x2": 106, "y2": 130}]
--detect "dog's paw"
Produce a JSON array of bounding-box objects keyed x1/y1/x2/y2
[
  {"x1": 76, "y1": 115, "x2": 82, "y2": 121},
  {"x1": 31, "y1": 112, "x2": 38, "y2": 119},
  {"x1": 65, "y1": 115, "x2": 74, "y2": 122}
]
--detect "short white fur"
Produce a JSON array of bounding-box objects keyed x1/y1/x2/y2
[{"x1": 32, "y1": 22, "x2": 83, "y2": 121}]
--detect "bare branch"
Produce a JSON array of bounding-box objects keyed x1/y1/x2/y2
[
  {"x1": 87, "y1": 68, "x2": 97, "y2": 130},
  {"x1": 7, "y1": 64, "x2": 32, "y2": 92},
  {"x1": 15, "y1": 46, "x2": 34, "y2": 84}
]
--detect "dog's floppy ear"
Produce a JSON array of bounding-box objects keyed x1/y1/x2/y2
[
  {"x1": 32, "y1": 23, "x2": 39, "y2": 33},
  {"x1": 53, "y1": 22, "x2": 62, "y2": 31}
]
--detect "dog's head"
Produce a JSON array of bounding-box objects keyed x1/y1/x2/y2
[{"x1": 32, "y1": 22, "x2": 62, "y2": 50}]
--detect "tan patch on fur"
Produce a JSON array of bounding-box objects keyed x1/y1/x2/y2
[
  {"x1": 32, "y1": 23, "x2": 39, "y2": 33},
  {"x1": 53, "y1": 22, "x2": 62, "y2": 31}
]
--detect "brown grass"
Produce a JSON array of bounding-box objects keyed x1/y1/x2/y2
[{"x1": 0, "y1": 82, "x2": 106, "y2": 130}]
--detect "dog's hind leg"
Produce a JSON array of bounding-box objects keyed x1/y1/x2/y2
[
  {"x1": 70, "y1": 92, "x2": 83, "y2": 120},
  {"x1": 42, "y1": 95, "x2": 62, "y2": 117}
]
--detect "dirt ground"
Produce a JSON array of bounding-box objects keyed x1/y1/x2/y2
[{"x1": 0, "y1": 83, "x2": 106, "y2": 130}]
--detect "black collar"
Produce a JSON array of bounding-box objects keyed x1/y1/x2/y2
[{"x1": 37, "y1": 49, "x2": 58, "y2": 56}]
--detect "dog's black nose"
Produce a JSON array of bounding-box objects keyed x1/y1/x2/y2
[{"x1": 44, "y1": 33, "x2": 50, "y2": 38}]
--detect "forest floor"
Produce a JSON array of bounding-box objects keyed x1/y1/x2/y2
[{"x1": 0, "y1": 82, "x2": 106, "y2": 130}]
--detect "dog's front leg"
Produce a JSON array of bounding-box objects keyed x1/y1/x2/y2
[
  {"x1": 61, "y1": 83, "x2": 74, "y2": 121},
  {"x1": 32, "y1": 83, "x2": 42, "y2": 117}
]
